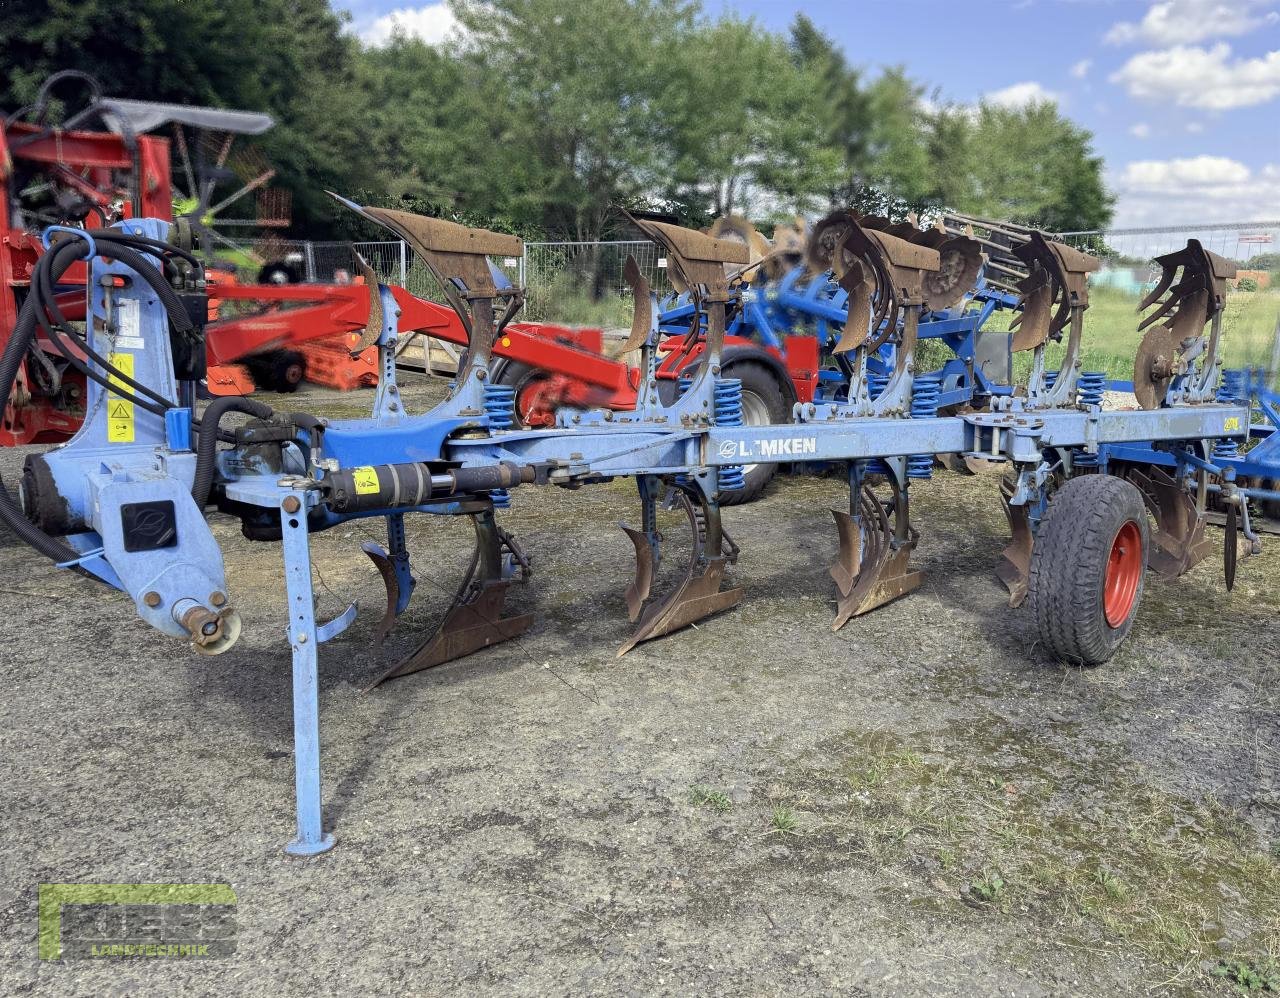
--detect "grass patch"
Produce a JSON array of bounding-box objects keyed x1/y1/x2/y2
[
  {"x1": 787, "y1": 723, "x2": 1280, "y2": 987},
  {"x1": 768, "y1": 804, "x2": 800, "y2": 835},
  {"x1": 1213, "y1": 958, "x2": 1280, "y2": 992},
  {"x1": 688, "y1": 784, "x2": 733, "y2": 813}
]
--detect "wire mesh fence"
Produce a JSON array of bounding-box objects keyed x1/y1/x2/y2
[{"x1": 220, "y1": 237, "x2": 672, "y2": 325}]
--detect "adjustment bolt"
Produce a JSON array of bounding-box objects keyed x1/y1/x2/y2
[
  {"x1": 143, "y1": 591, "x2": 162, "y2": 608},
  {"x1": 282, "y1": 496, "x2": 301, "y2": 513},
  {"x1": 210, "y1": 592, "x2": 227, "y2": 607}
]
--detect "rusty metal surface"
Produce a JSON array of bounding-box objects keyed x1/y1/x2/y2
[
  {"x1": 924, "y1": 236, "x2": 984, "y2": 312},
  {"x1": 1009, "y1": 231, "x2": 1098, "y2": 353},
  {"x1": 1225, "y1": 501, "x2": 1239, "y2": 590},
  {"x1": 808, "y1": 211, "x2": 947, "y2": 357},
  {"x1": 349, "y1": 202, "x2": 520, "y2": 304},
  {"x1": 995, "y1": 477, "x2": 1033, "y2": 607},
  {"x1": 629, "y1": 216, "x2": 747, "y2": 303},
  {"x1": 351, "y1": 252, "x2": 383, "y2": 355},
  {"x1": 1134, "y1": 239, "x2": 1238, "y2": 409},
  {"x1": 1124, "y1": 466, "x2": 1213, "y2": 578},
  {"x1": 616, "y1": 557, "x2": 741, "y2": 657},
  {"x1": 830, "y1": 485, "x2": 922, "y2": 629},
  {"x1": 620, "y1": 256, "x2": 652, "y2": 355},
  {"x1": 361, "y1": 540, "x2": 401, "y2": 645},
  {"x1": 368, "y1": 579, "x2": 533, "y2": 688},
  {"x1": 620, "y1": 523, "x2": 656, "y2": 622},
  {"x1": 1134, "y1": 327, "x2": 1180, "y2": 410}
]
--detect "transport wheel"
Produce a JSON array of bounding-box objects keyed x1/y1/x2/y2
[
  {"x1": 1026, "y1": 474, "x2": 1149, "y2": 666},
  {"x1": 272, "y1": 350, "x2": 307, "y2": 392},
  {"x1": 718, "y1": 361, "x2": 789, "y2": 506}
]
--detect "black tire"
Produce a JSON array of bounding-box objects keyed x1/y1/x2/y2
[
  {"x1": 718, "y1": 361, "x2": 790, "y2": 506},
  {"x1": 271, "y1": 350, "x2": 306, "y2": 393},
  {"x1": 1027, "y1": 474, "x2": 1150, "y2": 666}
]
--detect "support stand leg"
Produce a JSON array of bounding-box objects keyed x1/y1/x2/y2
[{"x1": 280, "y1": 497, "x2": 335, "y2": 857}]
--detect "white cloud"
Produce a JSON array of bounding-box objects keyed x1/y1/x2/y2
[
  {"x1": 1112, "y1": 156, "x2": 1280, "y2": 226},
  {"x1": 1111, "y1": 43, "x2": 1280, "y2": 109},
  {"x1": 1070, "y1": 59, "x2": 1092, "y2": 79},
  {"x1": 982, "y1": 81, "x2": 1061, "y2": 108},
  {"x1": 358, "y1": 3, "x2": 461, "y2": 47},
  {"x1": 1105, "y1": 0, "x2": 1278, "y2": 46},
  {"x1": 1129, "y1": 122, "x2": 1152, "y2": 137}
]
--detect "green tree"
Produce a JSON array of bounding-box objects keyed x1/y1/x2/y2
[
  {"x1": 449, "y1": 0, "x2": 696, "y2": 241},
  {"x1": 662, "y1": 15, "x2": 844, "y2": 223},
  {"x1": 929, "y1": 100, "x2": 1113, "y2": 231}
]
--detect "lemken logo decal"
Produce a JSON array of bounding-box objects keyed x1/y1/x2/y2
[{"x1": 719, "y1": 437, "x2": 818, "y2": 460}]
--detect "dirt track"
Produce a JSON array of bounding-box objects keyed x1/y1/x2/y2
[{"x1": 2, "y1": 377, "x2": 1278, "y2": 995}]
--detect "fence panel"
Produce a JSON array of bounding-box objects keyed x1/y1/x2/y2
[{"x1": 1060, "y1": 222, "x2": 1280, "y2": 294}]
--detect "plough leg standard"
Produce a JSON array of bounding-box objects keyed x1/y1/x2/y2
[{"x1": 0, "y1": 204, "x2": 1252, "y2": 855}]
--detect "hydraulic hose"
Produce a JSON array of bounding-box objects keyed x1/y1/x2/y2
[{"x1": 191, "y1": 396, "x2": 274, "y2": 508}]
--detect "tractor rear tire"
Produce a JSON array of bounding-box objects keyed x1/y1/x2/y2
[
  {"x1": 718, "y1": 361, "x2": 790, "y2": 506},
  {"x1": 1026, "y1": 474, "x2": 1150, "y2": 666}
]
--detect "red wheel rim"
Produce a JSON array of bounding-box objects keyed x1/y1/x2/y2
[{"x1": 1103, "y1": 520, "x2": 1143, "y2": 627}]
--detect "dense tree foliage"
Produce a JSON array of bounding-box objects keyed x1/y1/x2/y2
[{"x1": 1, "y1": 1, "x2": 1114, "y2": 238}]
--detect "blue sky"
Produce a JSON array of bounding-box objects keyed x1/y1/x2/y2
[{"x1": 339, "y1": 0, "x2": 1280, "y2": 229}]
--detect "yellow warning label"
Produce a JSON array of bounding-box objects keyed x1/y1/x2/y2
[
  {"x1": 501, "y1": 336, "x2": 511, "y2": 348},
  {"x1": 106, "y1": 352, "x2": 135, "y2": 443},
  {"x1": 1225, "y1": 416, "x2": 1242, "y2": 432},
  {"x1": 352, "y1": 466, "x2": 381, "y2": 495}
]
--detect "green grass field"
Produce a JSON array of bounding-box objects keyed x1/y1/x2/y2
[{"x1": 987, "y1": 287, "x2": 1280, "y2": 385}]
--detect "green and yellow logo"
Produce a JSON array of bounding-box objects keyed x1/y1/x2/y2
[{"x1": 39, "y1": 884, "x2": 237, "y2": 960}]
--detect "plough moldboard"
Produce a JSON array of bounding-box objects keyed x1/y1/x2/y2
[{"x1": 0, "y1": 202, "x2": 1259, "y2": 855}]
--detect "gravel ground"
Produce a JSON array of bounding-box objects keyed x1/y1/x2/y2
[{"x1": 2, "y1": 377, "x2": 1278, "y2": 996}]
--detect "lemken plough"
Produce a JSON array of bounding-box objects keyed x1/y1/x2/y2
[{"x1": 0, "y1": 203, "x2": 1255, "y2": 855}]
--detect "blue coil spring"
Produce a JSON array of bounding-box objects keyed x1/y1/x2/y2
[
  {"x1": 1042, "y1": 370, "x2": 1057, "y2": 391},
  {"x1": 1067, "y1": 373, "x2": 1106, "y2": 466},
  {"x1": 908, "y1": 374, "x2": 942, "y2": 479},
  {"x1": 1078, "y1": 371, "x2": 1105, "y2": 408},
  {"x1": 1218, "y1": 368, "x2": 1248, "y2": 402},
  {"x1": 1214, "y1": 369, "x2": 1249, "y2": 461},
  {"x1": 677, "y1": 374, "x2": 693, "y2": 398},
  {"x1": 865, "y1": 374, "x2": 892, "y2": 474},
  {"x1": 483, "y1": 383, "x2": 516, "y2": 507},
  {"x1": 715, "y1": 378, "x2": 746, "y2": 492}
]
